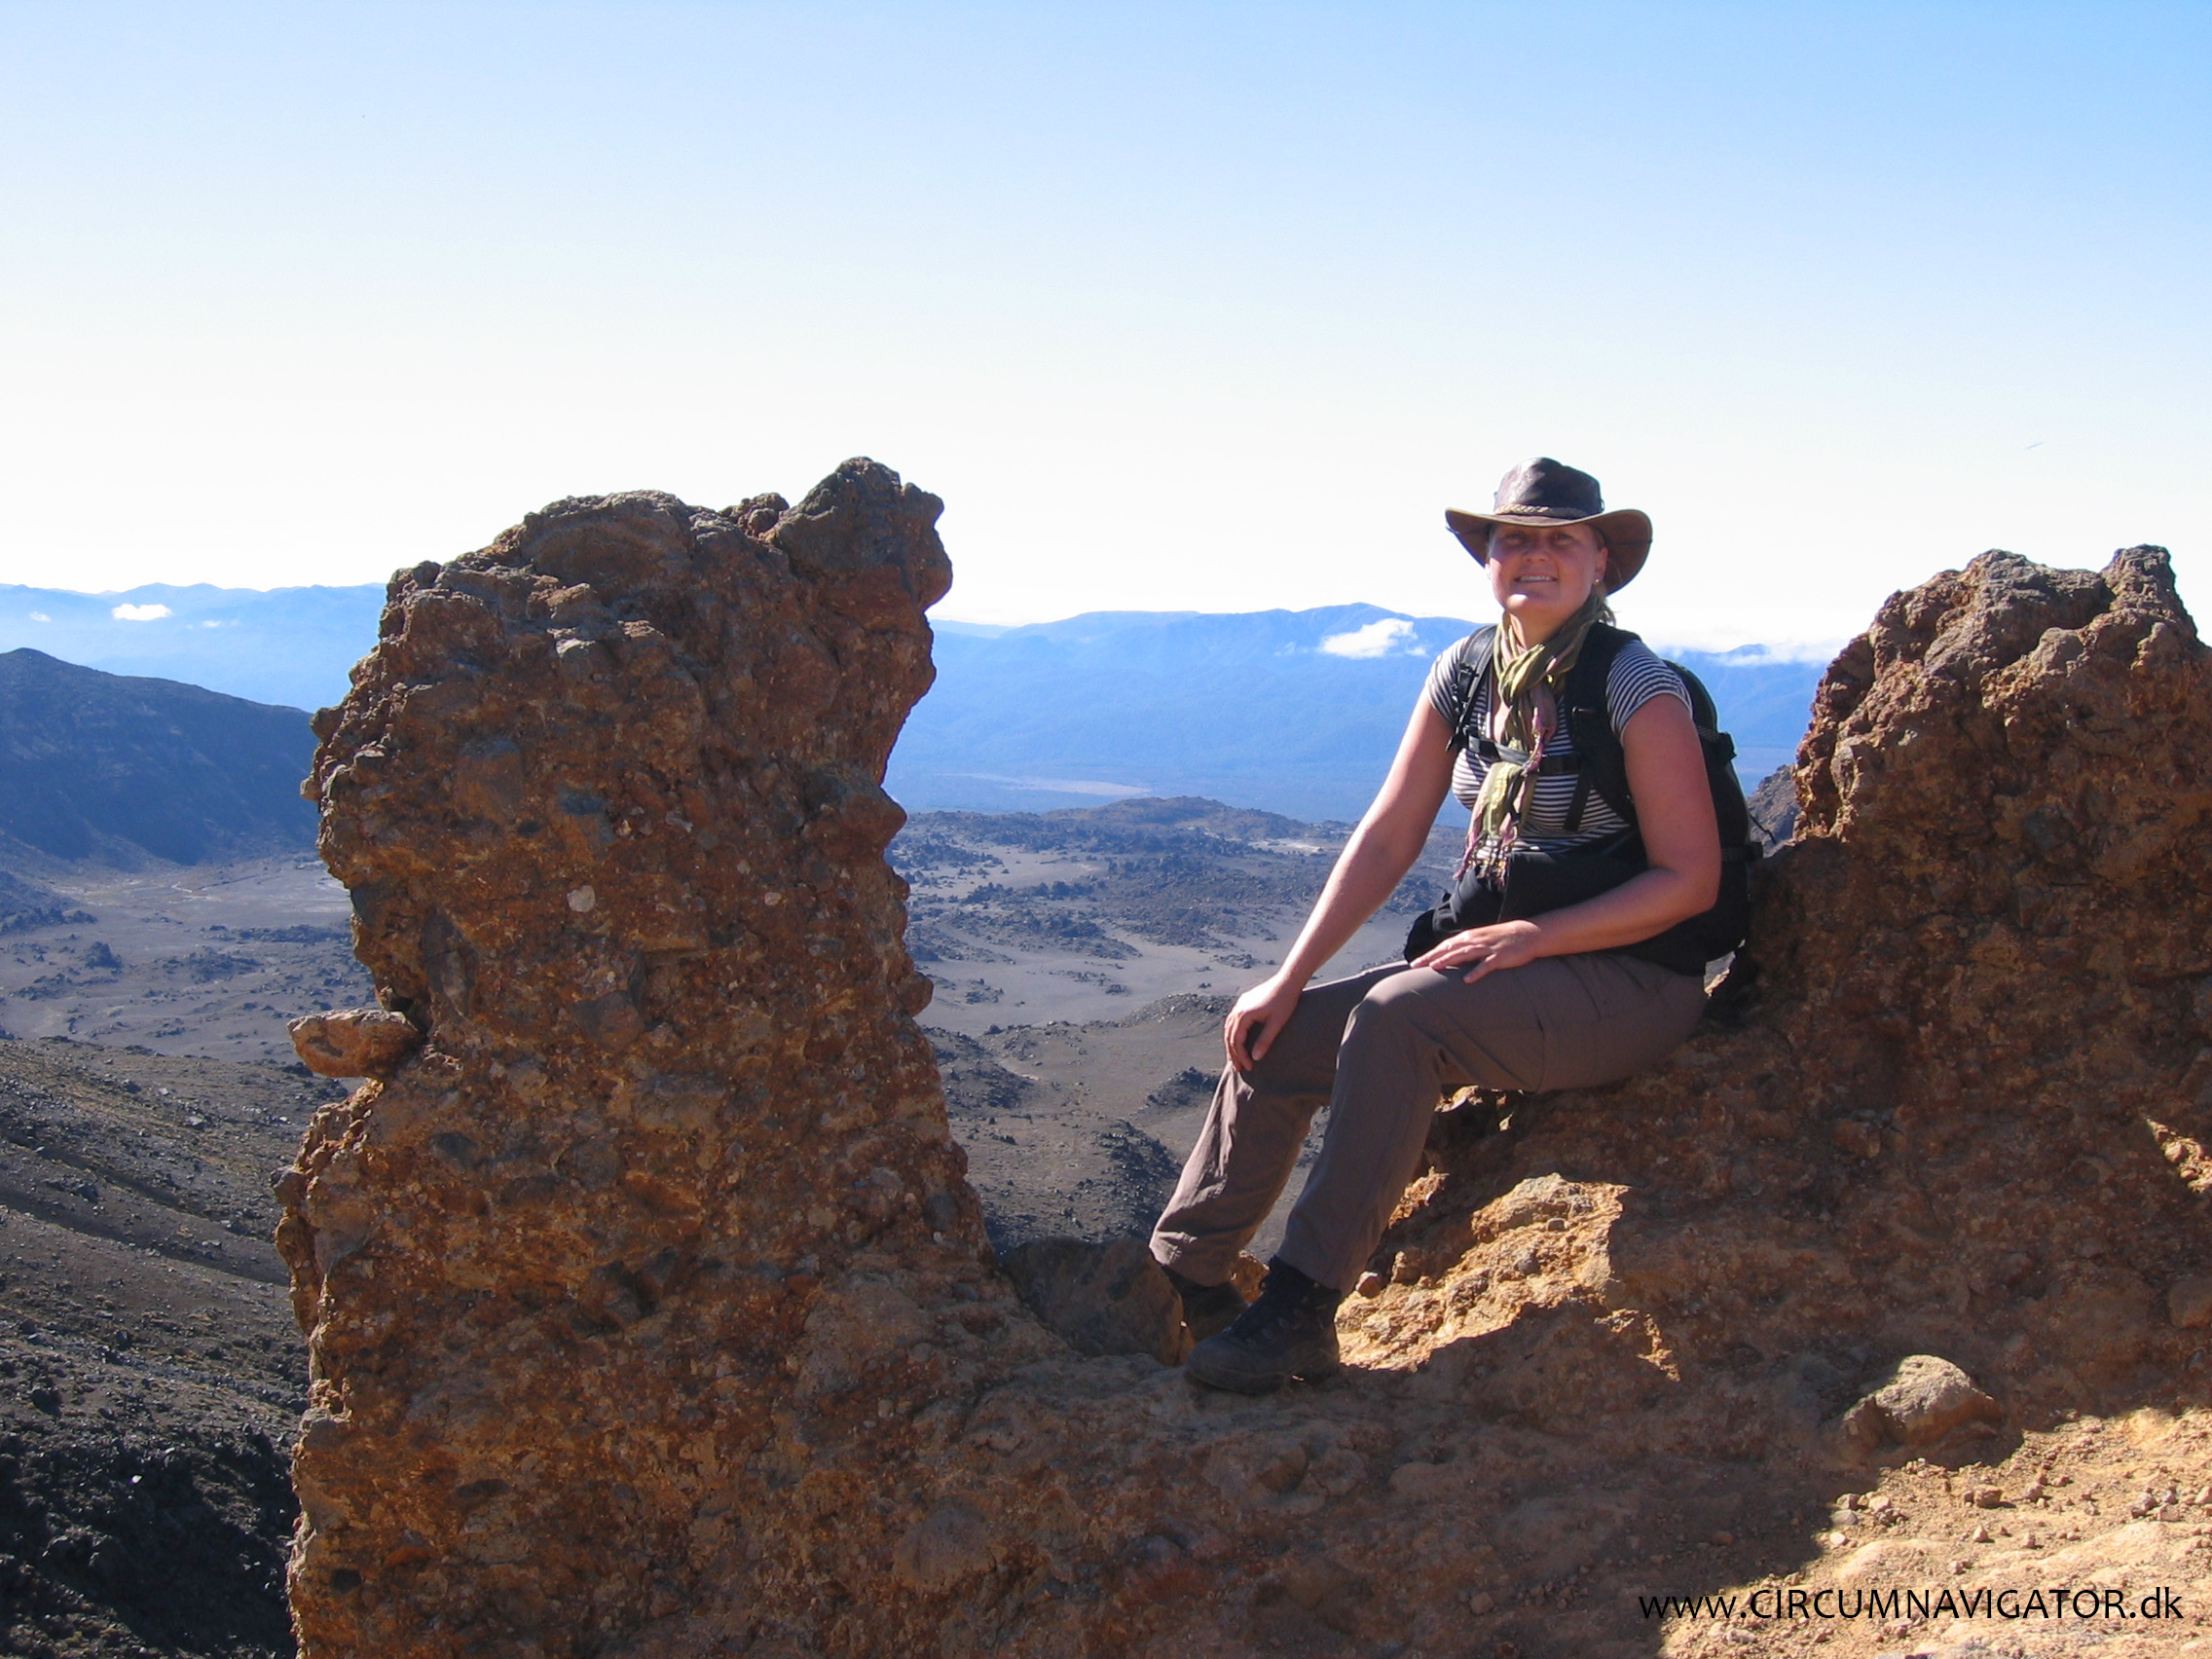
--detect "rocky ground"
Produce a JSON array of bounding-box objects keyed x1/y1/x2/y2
[
  {"x1": 1316, "y1": 1129, "x2": 2212, "y2": 1658},
  {"x1": 933, "y1": 995, "x2": 1229, "y2": 1254},
  {"x1": 1680, "y1": 1408, "x2": 2212, "y2": 1656},
  {"x1": 0, "y1": 858, "x2": 370, "y2": 1066},
  {"x1": 0, "y1": 1036, "x2": 341, "y2": 1657},
  {"x1": 901, "y1": 795, "x2": 1461, "y2": 1257},
  {"x1": 892, "y1": 794, "x2": 1454, "y2": 1036}
]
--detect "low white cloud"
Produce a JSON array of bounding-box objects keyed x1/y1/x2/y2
[
  {"x1": 110, "y1": 603, "x2": 171, "y2": 621},
  {"x1": 1647, "y1": 635, "x2": 1846, "y2": 664},
  {"x1": 27, "y1": 611, "x2": 49, "y2": 622},
  {"x1": 200, "y1": 619, "x2": 226, "y2": 629},
  {"x1": 1318, "y1": 617, "x2": 1420, "y2": 659}
]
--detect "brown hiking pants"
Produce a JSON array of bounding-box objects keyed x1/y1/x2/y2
[{"x1": 1149, "y1": 951, "x2": 1707, "y2": 1293}]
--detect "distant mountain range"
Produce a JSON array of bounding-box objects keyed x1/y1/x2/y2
[
  {"x1": 0, "y1": 649, "x2": 316, "y2": 868},
  {"x1": 0, "y1": 583, "x2": 1832, "y2": 826},
  {"x1": 0, "y1": 582, "x2": 384, "y2": 712},
  {"x1": 898, "y1": 607, "x2": 1828, "y2": 820}
]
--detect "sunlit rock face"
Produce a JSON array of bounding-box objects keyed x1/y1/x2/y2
[
  {"x1": 282, "y1": 523, "x2": 2212, "y2": 1659},
  {"x1": 278, "y1": 462, "x2": 1000, "y2": 1654}
]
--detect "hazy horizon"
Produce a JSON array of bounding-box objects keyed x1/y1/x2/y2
[
  {"x1": 14, "y1": 546, "x2": 2198, "y2": 665},
  {"x1": 0, "y1": 583, "x2": 1830, "y2": 820},
  {"x1": 0, "y1": 573, "x2": 1863, "y2": 665}
]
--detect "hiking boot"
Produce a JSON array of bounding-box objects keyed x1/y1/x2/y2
[
  {"x1": 1184, "y1": 1259, "x2": 1343, "y2": 1393},
  {"x1": 1163, "y1": 1265, "x2": 1249, "y2": 1343}
]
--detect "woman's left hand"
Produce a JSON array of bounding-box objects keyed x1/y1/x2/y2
[{"x1": 1410, "y1": 919, "x2": 1542, "y2": 983}]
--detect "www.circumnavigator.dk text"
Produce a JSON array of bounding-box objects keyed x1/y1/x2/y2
[{"x1": 1641, "y1": 1585, "x2": 2186, "y2": 1622}]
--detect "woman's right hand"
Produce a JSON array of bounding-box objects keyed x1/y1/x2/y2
[{"x1": 1225, "y1": 973, "x2": 1304, "y2": 1074}]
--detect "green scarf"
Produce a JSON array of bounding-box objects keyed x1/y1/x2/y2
[{"x1": 1465, "y1": 591, "x2": 1606, "y2": 878}]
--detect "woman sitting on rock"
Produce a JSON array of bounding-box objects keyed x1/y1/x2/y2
[{"x1": 1151, "y1": 457, "x2": 1723, "y2": 1393}]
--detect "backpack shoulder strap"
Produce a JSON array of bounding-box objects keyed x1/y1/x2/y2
[
  {"x1": 1564, "y1": 622, "x2": 1635, "y2": 715},
  {"x1": 1562, "y1": 623, "x2": 1637, "y2": 828},
  {"x1": 1441, "y1": 625, "x2": 1498, "y2": 752}
]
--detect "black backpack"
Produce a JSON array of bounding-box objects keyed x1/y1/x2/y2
[{"x1": 1406, "y1": 621, "x2": 1760, "y2": 977}]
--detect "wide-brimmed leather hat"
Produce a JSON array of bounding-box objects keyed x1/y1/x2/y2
[{"x1": 1445, "y1": 457, "x2": 1652, "y2": 591}]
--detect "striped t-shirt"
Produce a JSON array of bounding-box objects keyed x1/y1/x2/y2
[{"x1": 1423, "y1": 632, "x2": 1692, "y2": 854}]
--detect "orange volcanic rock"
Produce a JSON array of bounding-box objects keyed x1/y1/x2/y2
[
  {"x1": 288, "y1": 1009, "x2": 424, "y2": 1079},
  {"x1": 278, "y1": 462, "x2": 994, "y2": 1654},
  {"x1": 281, "y1": 513, "x2": 2212, "y2": 1658}
]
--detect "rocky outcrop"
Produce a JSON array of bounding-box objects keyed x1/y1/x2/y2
[
  {"x1": 1744, "y1": 759, "x2": 1799, "y2": 848},
  {"x1": 278, "y1": 463, "x2": 984, "y2": 1655},
  {"x1": 1838, "y1": 1354, "x2": 2001, "y2": 1450},
  {"x1": 287, "y1": 1009, "x2": 424, "y2": 1079},
  {"x1": 281, "y1": 515, "x2": 2212, "y2": 1658},
  {"x1": 0, "y1": 866, "x2": 91, "y2": 933}
]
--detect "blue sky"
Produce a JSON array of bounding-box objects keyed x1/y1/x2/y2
[{"x1": 1, "y1": 1, "x2": 2205, "y2": 649}]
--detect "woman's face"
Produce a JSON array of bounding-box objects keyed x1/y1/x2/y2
[{"x1": 1487, "y1": 522, "x2": 1607, "y2": 640}]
